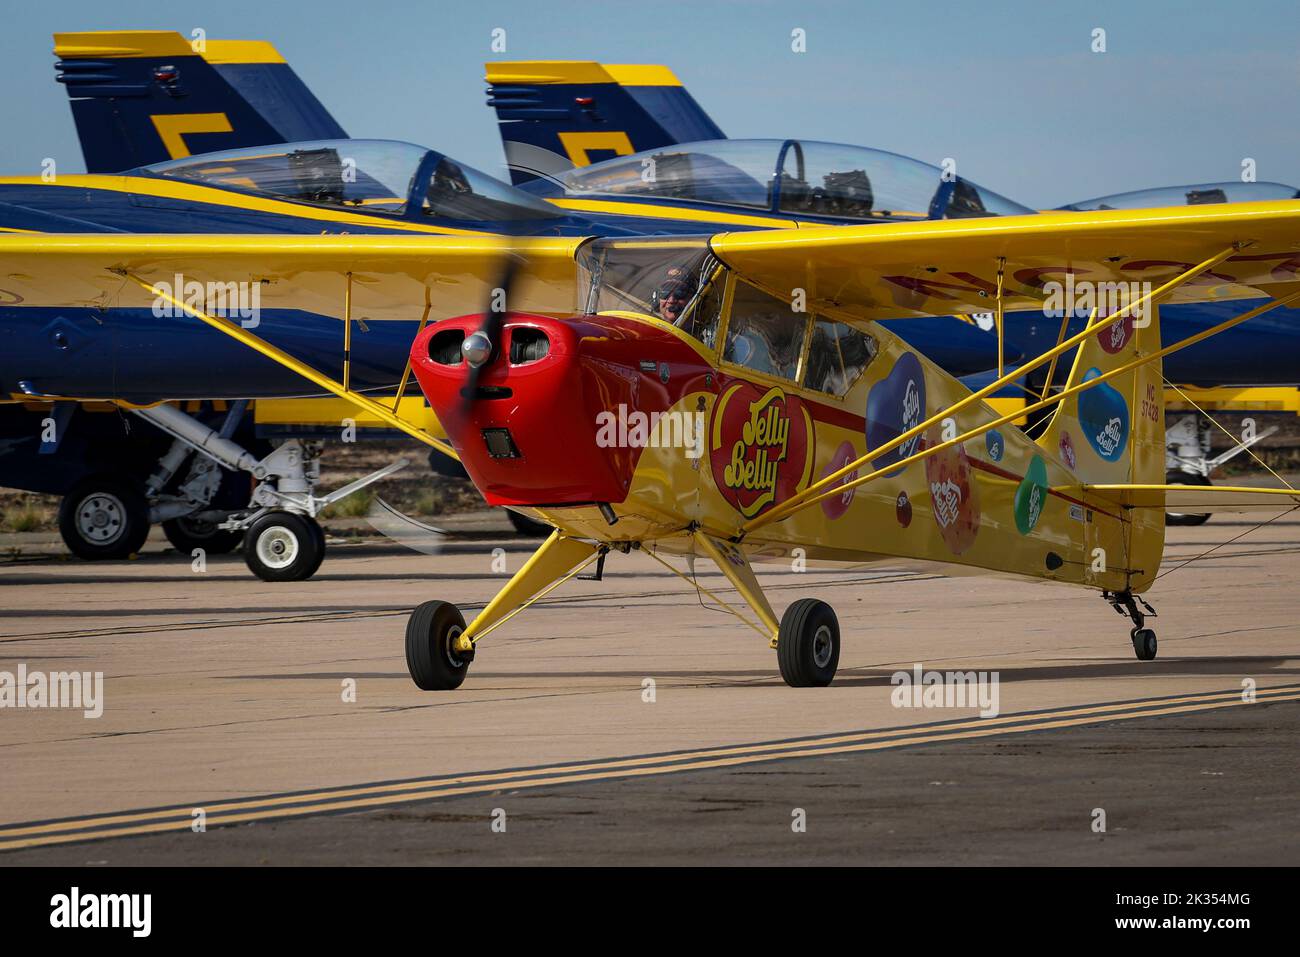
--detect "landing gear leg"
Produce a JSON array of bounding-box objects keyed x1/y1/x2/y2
[
  {"x1": 694, "y1": 533, "x2": 840, "y2": 688},
  {"x1": 131, "y1": 404, "x2": 407, "y2": 581},
  {"x1": 1105, "y1": 590, "x2": 1159, "y2": 661},
  {"x1": 405, "y1": 530, "x2": 603, "y2": 690}
]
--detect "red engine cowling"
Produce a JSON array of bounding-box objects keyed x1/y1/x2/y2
[{"x1": 410, "y1": 313, "x2": 710, "y2": 508}]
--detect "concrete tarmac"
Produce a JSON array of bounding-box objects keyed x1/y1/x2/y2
[{"x1": 1, "y1": 507, "x2": 1297, "y2": 864}]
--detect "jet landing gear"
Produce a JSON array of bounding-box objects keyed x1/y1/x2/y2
[
  {"x1": 129, "y1": 404, "x2": 407, "y2": 582},
  {"x1": 58, "y1": 474, "x2": 152, "y2": 560},
  {"x1": 1105, "y1": 590, "x2": 1159, "y2": 661}
]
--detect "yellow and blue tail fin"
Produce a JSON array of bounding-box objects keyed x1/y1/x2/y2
[
  {"x1": 484, "y1": 61, "x2": 724, "y2": 185},
  {"x1": 54, "y1": 30, "x2": 346, "y2": 173}
]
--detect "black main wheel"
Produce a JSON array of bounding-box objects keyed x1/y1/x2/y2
[
  {"x1": 163, "y1": 515, "x2": 241, "y2": 555},
  {"x1": 405, "y1": 600, "x2": 472, "y2": 690},
  {"x1": 1132, "y1": 627, "x2": 1158, "y2": 661},
  {"x1": 242, "y1": 511, "x2": 325, "y2": 582},
  {"x1": 1165, "y1": 471, "x2": 1212, "y2": 526},
  {"x1": 777, "y1": 599, "x2": 840, "y2": 687},
  {"x1": 58, "y1": 474, "x2": 151, "y2": 560}
]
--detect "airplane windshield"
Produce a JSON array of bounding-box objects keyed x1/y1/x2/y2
[
  {"x1": 1058, "y1": 181, "x2": 1300, "y2": 211},
  {"x1": 555, "y1": 139, "x2": 1034, "y2": 221},
  {"x1": 576, "y1": 237, "x2": 715, "y2": 335},
  {"x1": 142, "y1": 139, "x2": 560, "y2": 221}
]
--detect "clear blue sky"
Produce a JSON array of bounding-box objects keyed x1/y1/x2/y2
[{"x1": 3, "y1": 0, "x2": 1298, "y2": 208}]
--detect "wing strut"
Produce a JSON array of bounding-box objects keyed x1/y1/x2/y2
[
  {"x1": 118, "y1": 269, "x2": 459, "y2": 461},
  {"x1": 743, "y1": 288, "x2": 1300, "y2": 534},
  {"x1": 741, "y1": 245, "x2": 1249, "y2": 535}
]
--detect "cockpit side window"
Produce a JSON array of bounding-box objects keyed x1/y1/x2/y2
[
  {"x1": 722, "y1": 281, "x2": 809, "y2": 382},
  {"x1": 803, "y1": 318, "x2": 878, "y2": 396}
]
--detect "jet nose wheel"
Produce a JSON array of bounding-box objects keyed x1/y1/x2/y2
[
  {"x1": 405, "y1": 600, "x2": 472, "y2": 690},
  {"x1": 242, "y1": 511, "x2": 325, "y2": 582},
  {"x1": 1131, "y1": 627, "x2": 1158, "y2": 661},
  {"x1": 777, "y1": 599, "x2": 841, "y2": 687}
]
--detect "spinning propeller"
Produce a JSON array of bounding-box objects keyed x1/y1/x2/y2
[{"x1": 458, "y1": 254, "x2": 521, "y2": 414}]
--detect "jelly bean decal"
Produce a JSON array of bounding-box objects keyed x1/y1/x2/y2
[
  {"x1": 1014, "y1": 455, "x2": 1049, "y2": 535},
  {"x1": 896, "y1": 490, "x2": 913, "y2": 527},
  {"x1": 1096, "y1": 315, "x2": 1135, "y2": 355},
  {"x1": 1077, "y1": 368, "x2": 1129, "y2": 462},
  {"x1": 1058, "y1": 430, "x2": 1076, "y2": 470},
  {"x1": 921, "y1": 431, "x2": 980, "y2": 554},
  {"x1": 819, "y1": 440, "x2": 859, "y2": 520},
  {"x1": 865, "y1": 352, "x2": 926, "y2": 476},
  {"x1": 985, "y1": 429, "x2": 1005, "y2": 462}
]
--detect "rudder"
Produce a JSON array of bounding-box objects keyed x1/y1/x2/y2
[
  {"x1": 485, "y1": 61, "x2": 724, "y2": 185},
  {"x1": 54, "y1": 30, "x2": 346, "y2": 172}
]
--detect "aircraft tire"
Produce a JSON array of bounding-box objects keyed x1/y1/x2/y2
[
  {"x1": 1131, "y1": 627, "x2": 1158, "y2": 661},
  {"x1": 405, "y1": 600, "x2": 471, "y2": 690},
  {"x1": 777, "y1": 599, "x2": 840, "y2": 688},
  {"x1": 163, "y1": 516, "x2": 242, "y2": 555},
  {"x1": 242, "y1": 511, "x2": 325, "y2": 582},
  {"x1": 58, "y1": 474, "x2": 152, "y2": 561},
  {"x1": 1165, "y1": 471, "x2": 1212, "y2": 526}
]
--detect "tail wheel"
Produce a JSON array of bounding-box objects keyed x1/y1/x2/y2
[
  {"x1": 58, "y1": 475, "x2": 151, "y2": 560},
  {"x1": 1132, "y1": 627, "x2": 1158, "y2": 661},
  {"x1": 242, "y1": 512, "x2": 325, "y2": 582},
  {"x1": 162, "y1": 516, "x2": 241, "y2": 555},
  {"x1": 405, "y1": 600, "x2": 472, "y2": 690},
  {"x1": 777, "y1": 599, "x2": 840, "y2": 688},
  {"x1": 1165, "y1": 471, "x2": 1212, "y2": 526}
]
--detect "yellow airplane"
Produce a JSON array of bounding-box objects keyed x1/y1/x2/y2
[{"x1": 3, "y1": 199, "x2": 1299, "y2": 686}]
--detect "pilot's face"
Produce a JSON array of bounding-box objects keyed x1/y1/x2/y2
[{"x1": 658, "y1": 283, "x2": 691, "y2": 321}]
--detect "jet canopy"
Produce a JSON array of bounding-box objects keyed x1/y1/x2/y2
[
  {"x1": 141, "y1": 139, "x2": 562, "y2": 222},
  {"x1": 551, "y1": 138, "x2": 1034, "y2": 221},
  {"x1": 1059, "y1": 181, "x2": 1300, "y2": 211}
]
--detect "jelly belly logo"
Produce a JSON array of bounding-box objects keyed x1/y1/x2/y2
[
  {"x1": 1078, "y1": 368, "x2": 1129, "y2": 462},
  {"x1": 710, "y1": 383, "x2": 815, "y2": 518},
  {"x1": 865, "y1": 352, "x2": 927, "y2": 476}
]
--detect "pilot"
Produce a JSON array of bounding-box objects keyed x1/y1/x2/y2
[{"x1": 652, "y1": 267, "x2": 698, "y2": 323}]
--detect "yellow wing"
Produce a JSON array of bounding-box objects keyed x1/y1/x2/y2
[
  {"x1": 0, "y1": 233, "x2": 583, "y2": 321},
  {"x1": 709, "y1": 200, "x2": 1300, "y2": 321}
]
